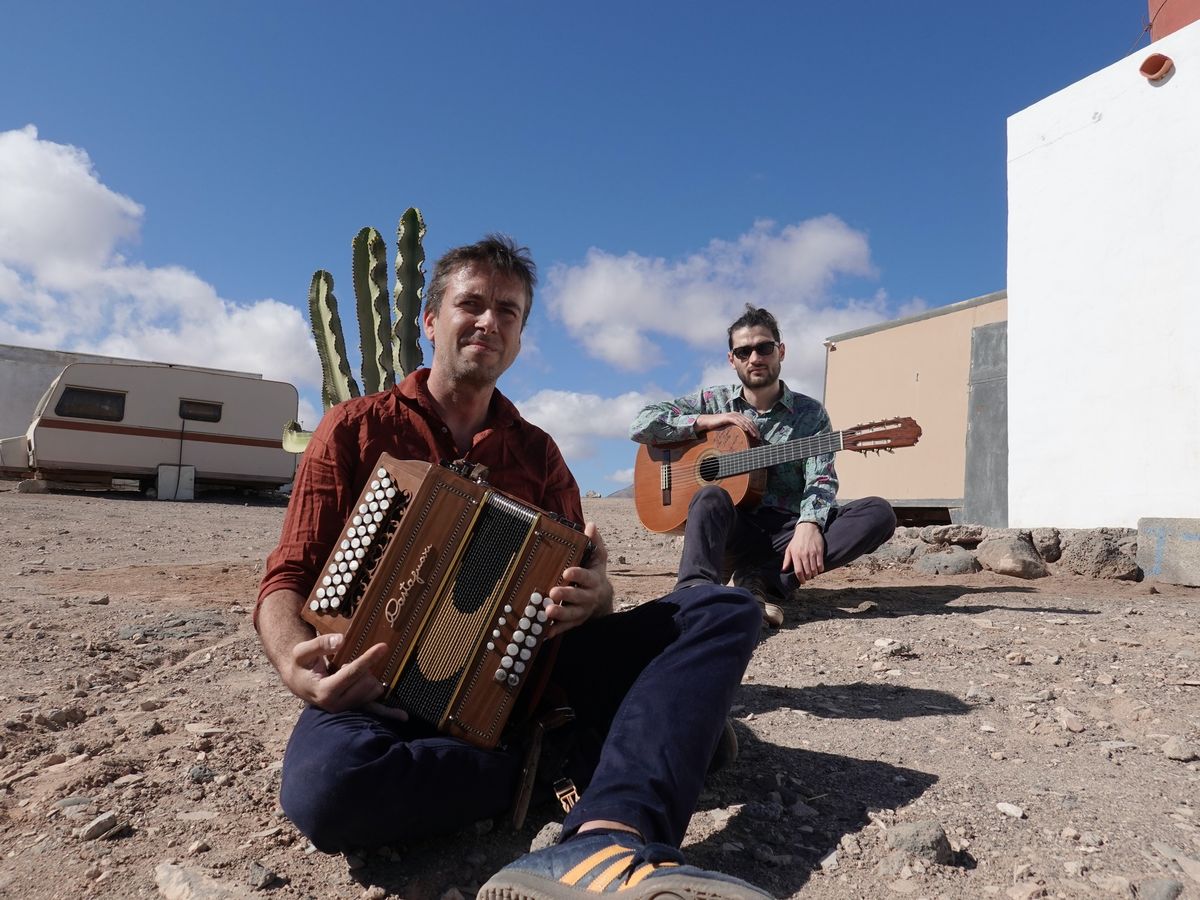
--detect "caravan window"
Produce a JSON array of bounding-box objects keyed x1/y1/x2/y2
[
  {"x1": 180, "y1": 399, "x2": 222, "y2": 423},
  {"x1": 55, "y1": 387, "x2": 126, "y2": 422}
]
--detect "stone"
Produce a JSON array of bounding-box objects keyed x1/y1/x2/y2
[
  {"x1": 1031, "y1": 528, "x2": 1061, "y2": 562},
  {"x1": 1055, "y1": 707, "x2": 1086, "y2": 733},
  {"x1": 1161, "y1": 736, "x2": 1199, "y2": 762},
  {"x1": 975, "y1": 534, "x2": 1048, "y2": 579},
  {"x1": 246, "y1": 860, "x2": 277, "y2": 890},
  {"x1": 529, "y1": 821, "x2": 561, "y2": 852},
  {"x1": 1058, "y1": 528, "x2": 1140, "y2": 580},
  {"x1": 155, "y1": 862, "x2": 256, "y2": 899},
  {"x1": 1137, "y1": 879, "x2": 1184, "y2": 900},
  {"x1": 886, "y1": 820, "x2": 954, "y2": 864},
  {"x1": 79, "y1": 811, "x2": 122, "y2": 840},
  {"x1": 915, "y1": 546, "x2": 981, "y2": 576},
  {"x1": 920, "y1": 524, "x2": 985, "y2": 546},
  {"x1": 997, "y1": 802, "x2": 1025, "y2": 819}
]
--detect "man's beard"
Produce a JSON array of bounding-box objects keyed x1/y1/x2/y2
[{"x1": 737, "y1": 367, "x2": 779, "y2": 389}]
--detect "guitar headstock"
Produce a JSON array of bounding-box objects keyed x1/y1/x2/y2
[{"x1": 843, "y1": 417, "x2": 922, "y2": 453}]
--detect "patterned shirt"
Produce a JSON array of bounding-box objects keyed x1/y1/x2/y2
[{"x1": 628, "y1": 381, "x2": 838, "y2": 526}]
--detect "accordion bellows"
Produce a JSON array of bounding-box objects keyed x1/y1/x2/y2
[{"x1": 301, "y1": 453, "x2": 591, "y2": 749}]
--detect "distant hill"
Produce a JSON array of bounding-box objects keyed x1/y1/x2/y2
[{"x1": 606, "y1": 484, "x2": 634, "y2": 499}]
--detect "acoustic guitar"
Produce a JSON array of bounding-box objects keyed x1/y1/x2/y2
[{"x1": 633, "y1": 417, "x2": 922, "y2": 533}]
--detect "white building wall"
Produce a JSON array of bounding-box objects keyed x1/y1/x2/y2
[{"x1": 1007, "y1": 23, "x2": 1200, "y2": 528}]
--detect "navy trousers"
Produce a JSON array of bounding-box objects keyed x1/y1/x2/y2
[
  {"x1": 279, "y1": 582, "x2": 760, "y2": 852},
  {"x1": 677, "y1": 485, "x2": 897, "y2": 595}
]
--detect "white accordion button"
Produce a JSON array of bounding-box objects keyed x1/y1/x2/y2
[
  {"x1": 518, "y1": 617, "x2": 531, "y2": 630},
  {"x1": 319, "y1": 597, "x2": 329, "y2": 610},
  {"x1": 316, "y1": 587, "x2": 326, "y2": 599},
  {"x1": 348, "y1": 559, "x2": 359, "y2": 572},
  {"x1": 309, "y1": 600, "x2": 320, "y2": 611},
  {"x1": 500, "y1": 657, "x2": 513, "y2": 669},
  {"x1": 524, "y1": 606, "x2": 536, "y2": 618},
  {"x1": 530, "y1": 592, "x2": 543, "y2": 606},
  {"x1": 486, "y1": 641, "x2": 495, "y2": 651},
  {"x1": 492, "y1": 629, "x2": 501, "y2": 639},
  {"x1": 385, "y1": 486, "x2": 396, "y2": 499},
  {"x1": 329, "y1": 597, "x2": 341, "y2": 609},
  {"x1": 322, "y1": 575, "x2": 332, "y2": 587},
  {"x1": 335, "y1": 584, "x2": 347, "y2": 596},
  {"x1": 379, "y1": 498, "x2": 390, "y2": 510},
  {"x1": 507, "y1": 673, "x2": 519, "y2": 687},
  {"x1": 514, "y1": 661, "x2": 526, "y2": 674},
  {"x1": 497, "y1": 616, "x2": 506, "y2": 626},
  {"x1": 376, "y1": 467, "x2": 387, "y2": 479},
  {"x1": 513, "y1": 630, "x2": 525, "y2": 642},
  {"x1": 524, "y1": 635, "x2": 537, "y2": 648},
  {"x1": 494, "y1": 669, "x2": 506, "y2": 682},
  {"x1": 370, "y1": 479, "x2": 380, "y2": 490},
  {"x1": 373, "y1": 511, "x2": 384, "y2": 523},
  {"x1": 504, "y1": 604, "x2": 513, "y2": 614},
  {"x1": 335, "y1": 550, "x2": 345, "y2": 562},
  {"x1": 366, "y1": 522, "x2": 377, "y2": 535},
  {"x1": 536, "y1": 610, "x2": 548, "y2": 623},
  {"x1": 364, "y1": 490, "x2": 376, "y2": 503},
  {"x1": 352, "y1": 515, "x2": 363, "y2": 527},
  {"x1": 360, "y1": 533, "x2": 372, "y2": 547},
  {"x1": 519, "y1": 648, "x2": 531, "y2": 661},
  {"x1": 505, "y1": 643, "x2": 519, "y2": 656},
  {"x1": 358, "y1": 503, "x2": 369, "y2": 515},
  {"x1": 354, "y1": 547, "x2": 366, "y2": 560},
  {"x1": 531, "y1": 623, "x2": 543, "y2": 636},
  {"x1": 380, "y1": 476, "x2": 391, "y2": 488}
]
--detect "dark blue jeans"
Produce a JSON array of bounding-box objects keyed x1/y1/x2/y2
[
  {"x1": 677, "y1": 486, "x2": 897, "y2": 595},
  {"x1": 280, "y1": 582, "x2": 760, "y2": 852}
]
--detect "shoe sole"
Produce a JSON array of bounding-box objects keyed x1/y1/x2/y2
[{"x1": 478, "y1": 870, "x2": 772, "y2": 900}]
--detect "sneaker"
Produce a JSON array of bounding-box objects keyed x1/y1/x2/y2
[
  {"x1": 732, "y1": 571, "x2": 786, "y2": 629},
  {"x1": 477, "y1": 831, "x2": 772, "y2": 900}
]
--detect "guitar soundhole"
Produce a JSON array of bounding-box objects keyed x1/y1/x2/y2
[{"x1": 698, "y1": 457, "x2": 720, "y2": 483}]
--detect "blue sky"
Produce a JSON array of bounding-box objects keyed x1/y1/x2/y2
[{"x1": 0, "y1": 1, "x2": 1153, "y2": 493}]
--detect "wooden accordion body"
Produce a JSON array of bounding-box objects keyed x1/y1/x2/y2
[{"x1": 300, "y1": 453, "x2": 591, "y2": 749}]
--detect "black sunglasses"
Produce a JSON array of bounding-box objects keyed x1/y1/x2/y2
[{"x1": 730, "y1": 340, "x2": 778, "y2": 361}]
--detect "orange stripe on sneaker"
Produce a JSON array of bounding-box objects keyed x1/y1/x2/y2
[
  {"x1": 589, "y1": 856, "x2": 635, "y2": 892},
  {"x1": 623, "y1": 860, "x2": 679, "y2": 888},
  {"x1": 562, "y1": 846, "x2": 632, "y2": 887}
]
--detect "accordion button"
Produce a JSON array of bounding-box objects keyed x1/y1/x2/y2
[
  {"x1": 309, "y1": 600, "x2": 319, "y2": 611},
  {"x1": 369, "y1": 501, "x2": 379, "y2": 513},
  {"x1": 508, "y1": 674, "x2": 520, "y2": 687},
  {"x1": 330, "y1": 597, "x2": 341, "y2": 609},
  {"x1": 327, "y1": 563, "x2": 337, "y2": 574},
  {"x1": 531, "y1": 623, "x2": 543, "y2": 636},
  {"x1": 348, "y1": 559, "x2": 359, "y2": 572},
  {"x1": 530, "y1": 592, "x2": 543, "y2": 606},
  {"x1": 336, "y1": 584, "x2": 347, "y2": 596},
  {"x1": 340, "y1": 540, "x2": 351, "y2": 551},
  {"x1": 337, "y1": 561, "x2": 349, "y2": 573},
  {"x1": 497, "y1": 616, "x2": 506, "y2": 626},
  {"x1": 513, "y1": 630, "x2": 525, "y2": 642},
  {"x1": 519, "y1": 649, "x2": 531, "y2": 661},
  {"x1": 494, "y1": 669, "x2": 506, "y2": 682},
  {"x1": 366, "y1": 523, "x2": 377, "y2": 535},
  {"x1": 380, "y1": 476, "x2": 391, "y2": 488},
  {"x1": 373, "y1": 511, "x2": 384, "y2": 523},
  {"x1": 504, "y1": 604, "x2": 513, "y2": 614},
  {"x1": 524, "y1": 606, "x2": 536, "y2": 618},
  {"x1": 352, "y1": 515, "x2": 362, "y2": 527},
  {"x1": 334, "y1": 550, "x2": 345, "y2": 562},
  {"x1": 370, "y1": 479, "x2": 380, "y2": 490},
  {"x1": 322, "y1": 575, "x2": 332, "y2": 586},
  {"x1": 486, "y1": 641, "x2": 495, "y2": 651},
  {"x1": 364, "y1": 490, "x2": 376, "y2": 503},
  {"x1": 385, "y1": 487, "x2": 396, "y2": 499},
  {"x1": 355, "y1": 548, "x2": 366, "y2": 560},
  {"x1": 536, "y1": 611, "x2": 548, "y2": 623},
  {"x1": 359, "y1": 504, "x2": 369, "y2": 515},
  {"x1": 514, "y1": 662, "x2": 526, "y2": 674},
  {"x1": 492, "y1": 629, "x2": 501, "y2": 639},
  {"x1": 316, "y1": 587, "x2": 326, "y2": 598},
  {"x1": 377, "y1": 467, "x2": 387, "y2": 478},
  {"x1": 361, "y1": 533, "x2": 372, "y2": 546},
  {"x1": 500, "y1": 657, "x2": 513, "y2": 669},
  {"x1": 525, "y1": 635, "x2": 537, "y2": 648},
  {"x1": 506, "y1": 643, "x2": 519, "y2": 656},
  {"x1": 379, "y1": 498, "x2": 390, "y2": 510},
  {"x1": 519, "y1": 617, "x2": 531, "y2": 630}
]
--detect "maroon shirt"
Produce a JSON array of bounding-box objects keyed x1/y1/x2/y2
[{"x1": 256, "y1": 368, "x2": 583, "y2": 625}]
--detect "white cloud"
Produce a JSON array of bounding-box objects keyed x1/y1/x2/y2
[
  {"x1": 0, "y1": 126, "x2": 320, "y2": 395},
  {"x1": 608, "y1": 466, "x2": 634, "y2": 485},
  {"x1": 545, "y1": 216, "x2": 891, "y2": 376},
  {"x1": 515, "y1": 388, "x2": 661, "y2": 459}
]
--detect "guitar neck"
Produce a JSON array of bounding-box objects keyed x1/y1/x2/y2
[{"x1": 717, "y1": 430, "x2": 845, "y2": 479}]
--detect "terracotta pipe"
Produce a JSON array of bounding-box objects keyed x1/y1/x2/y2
[{"x1": 1139, "y1": 53, "x2": 1174, "y2": 82}]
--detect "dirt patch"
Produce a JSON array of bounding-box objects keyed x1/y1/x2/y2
[{"x1": 0, "y1": 487, "x2": 1197, "y2": 899}]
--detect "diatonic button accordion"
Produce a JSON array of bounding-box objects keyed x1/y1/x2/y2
[{"x1": 300, "y1": 453, "x2": 592, "y2": 749}]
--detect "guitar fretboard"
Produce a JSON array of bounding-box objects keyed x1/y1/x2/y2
[{"x1": 715, "y1": 430, "x2": 846, "y2": 479}]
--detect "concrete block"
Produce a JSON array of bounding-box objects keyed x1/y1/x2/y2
[
  {"x1": 1137, "y1": 518, "x2": 1200, "y2": 587},
  {"x1": 156, "y1": 465, "x2": 195, "y2": 501}
]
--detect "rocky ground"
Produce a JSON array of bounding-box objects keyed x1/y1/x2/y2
[{"x1": 0, "y1": 482, "x2": 1197, "y2": 900}]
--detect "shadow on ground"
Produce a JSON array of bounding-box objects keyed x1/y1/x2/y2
[{"x1": 783, "y1": 583, "x2": 1098, "y2": 621}]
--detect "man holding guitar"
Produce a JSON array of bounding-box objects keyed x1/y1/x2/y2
[{"x1": 630, "y1": 305, "x2": 899, "y2": 628}]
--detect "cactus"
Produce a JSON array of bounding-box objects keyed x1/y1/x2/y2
[{"x1": 282, "y1": 208, "x2": 427, "y2": 453}]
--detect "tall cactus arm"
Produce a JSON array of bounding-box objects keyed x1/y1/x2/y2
[
  {"x1": 352, "y1": 227, "x2": 394, "y2": 394},
  {"x1": 308, "y1": 270, "x2": 360, "y2": 408},
  {"x1": 393, "y1": 207, "x2": 427, "y2": 378}
]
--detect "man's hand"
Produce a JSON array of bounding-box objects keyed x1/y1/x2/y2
[
  {"x1": 545, "y1": 522, "x2": 614, "y2": 635},
  {"x1": 695, "y1": 412, "x2": 760, "y2": 439},
  {"x1": 258, "y1": 589, "x2": 406, "y2": 718},
  {"x1": 782, "y1": 521, "x2": 826, "y2": 584}
]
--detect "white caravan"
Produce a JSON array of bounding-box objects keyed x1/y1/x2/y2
[{"x1": 0, "y1": 362, "x2": 298, "y2": 491}]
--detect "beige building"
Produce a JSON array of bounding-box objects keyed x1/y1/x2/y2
[{"x1": 822, "y1": 291, "x2": 1007, "y2": 524}]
